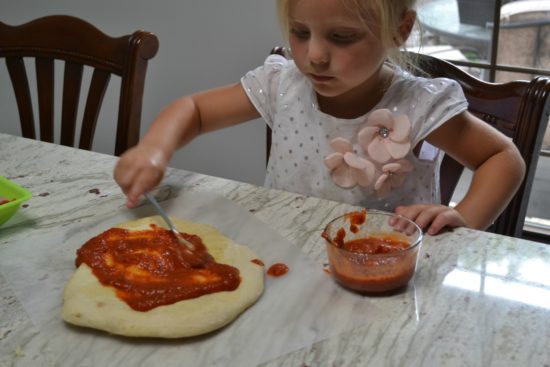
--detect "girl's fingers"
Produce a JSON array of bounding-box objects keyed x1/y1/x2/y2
[
  {"x1": 116, "y1": 163, "x2": 139, "y2": 195},
  {"x1": 114, "y1": 152, "x2": 141, "y2": 194},
  {"x1": 126, "y1": 167, "x2": 164, "y2": 208},
  {"x1": 126, "y1": 197, "x2": 139, "y2": 209},
  {"x1": 393, "y1": 205, "x2": 423, "y2": 232},
  {"x1": 414, "y1": 206, "x2": 444, "y2": 231},
  {"x1": 114, "y1": 146, "x2": 167, "y2": 207},
  {"x1": 428, "y1": 210, "x2": 466, "y2": 235},
  {"x1": 393, "y1": 205, "x2": 465, "y2": 236},
  {"x1": 426, "y1": 211, "x2": 450, "y2": 235}
]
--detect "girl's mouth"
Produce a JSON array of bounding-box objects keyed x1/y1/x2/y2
[{"x1": 310, "y1": 74, "x2": 334, "y2": 83}]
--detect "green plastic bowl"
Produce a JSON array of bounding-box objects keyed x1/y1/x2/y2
[{"x1": 0, "y1": 176, "x2": 32, "y2": 226}]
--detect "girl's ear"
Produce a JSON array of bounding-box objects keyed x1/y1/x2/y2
[{"x1": 396, "y1": 9, "x2": 417, "y2": 46}]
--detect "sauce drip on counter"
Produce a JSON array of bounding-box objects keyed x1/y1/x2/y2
[
  {"x1": 267, "y1": 263, "x2": 289, "y2": 277},
  {"x1": 75, "y1": 225, "x2": 240, "y2": 311}
]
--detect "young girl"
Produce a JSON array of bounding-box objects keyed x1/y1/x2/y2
[{"x1": 114, "y1": 0, "x2": 525, "y2": 235}]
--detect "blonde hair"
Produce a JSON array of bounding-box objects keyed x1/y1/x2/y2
[{"x1": 276, "y1": 0, "x2": 418, "y2": 71}]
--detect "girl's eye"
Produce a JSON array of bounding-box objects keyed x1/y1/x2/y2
[
  {"x1": 330, "y1": 33, "x2": 359, "y2": 44},
  {"x1": 290, "y1": 28, "x2": 310, "y2": 40}
]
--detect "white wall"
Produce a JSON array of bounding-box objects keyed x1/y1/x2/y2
[{"x1": 0, "y1": 0, "x2": 282, "y2": 186}]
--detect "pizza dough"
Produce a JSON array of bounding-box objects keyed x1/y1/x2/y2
[{"x1": 61, "y1": 216, "x2": 264, "y2": 338}]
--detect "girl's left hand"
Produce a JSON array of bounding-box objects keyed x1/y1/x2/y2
[{"x1": 390, "y1": 204, "x2": 467, "y2": 236}]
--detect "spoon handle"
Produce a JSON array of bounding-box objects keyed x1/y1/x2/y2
[
  {"x1": 144, "y1": 193, "x2": 177, "y2": 230},
  {"x1": 144, "y1": 192, "x2": 195, "y2": 251}
]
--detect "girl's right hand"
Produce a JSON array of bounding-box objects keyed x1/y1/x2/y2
[
  {"x1": 113, "y1": 143, "x2": 169, "y2": 208},
  {"x1": 112, "y1": 82, "x2": 259, "y2": 208}
]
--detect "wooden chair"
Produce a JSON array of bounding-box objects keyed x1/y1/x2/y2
[
  {"x1": 267, "y1": 47, "x2": 550, "y2": 238},
  {"x1": 0, "y1": 15, "x2": 159, "y2": 156}
]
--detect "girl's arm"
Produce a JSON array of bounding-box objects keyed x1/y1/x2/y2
[
  {"x1": 114, "y1": 83, "x2": 260, "y2": 207},
  {"x1": 394, "y1": 111, "x2": 525, "y2": 235}
]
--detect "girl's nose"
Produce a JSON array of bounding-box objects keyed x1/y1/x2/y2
[{"x1": 308, "y1": 38, "x2": 329, "y2": 68}]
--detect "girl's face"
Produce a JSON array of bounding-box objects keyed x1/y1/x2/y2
[{"x1": 288, "y1": 0, "x2": 388, "y2": 100}]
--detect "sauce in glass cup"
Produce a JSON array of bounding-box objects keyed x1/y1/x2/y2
[{"x1": 322, "y1": 210, "x2": 423, "y2": 293}]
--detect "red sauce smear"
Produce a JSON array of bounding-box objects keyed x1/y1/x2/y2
[
  {"x1": 333, "y1": 227, "x2": 347, "y2": 247},
  {"x1": 251, "y1": 258, "x2": 264, "y2": 266},
  {"x1": 327, "y1": 211, "x2": 367, "y2": 244},
  {"x1": 267, "y1": 263, "x2": 289, "y2": 277},
  {"x1": 75, "y1": 225, "x2": 241, "y2": 311},
  {"x1": 0, "y1": 197, "x2": 15, "y2": 205},
  {"x1": 327, "y1": 235, "x2": 416, "y2": 293},
  {"x1": 348, "y1": 210, "x2": 366, "y2": 233}
]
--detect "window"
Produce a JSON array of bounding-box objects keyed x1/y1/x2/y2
[{"x1": 412, "y1": 0, "x2": 550, "y2": 242}]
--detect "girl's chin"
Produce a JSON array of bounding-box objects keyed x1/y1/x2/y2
[{"x1": 313, "y1": 86, "x2": 346, "y2": 98}]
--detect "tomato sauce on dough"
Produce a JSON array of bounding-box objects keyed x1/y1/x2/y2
[{"x1": 75, "y1": 225, "x2": 241, "y2": 311}]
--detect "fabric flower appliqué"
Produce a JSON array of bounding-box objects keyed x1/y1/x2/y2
[
  {"x1": 357, "y1": 109, "x2": 411, "y2": 164},
  {"x1": 374, "y1": 159, "x2": 414, "y2": 198},
  {"x1": 324, "y1": 137, "x2": 375, "y2": 188}
]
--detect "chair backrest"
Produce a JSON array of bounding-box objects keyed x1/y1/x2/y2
[
  {"x1": 266, "y1": 47, "x2": 550, "y2": 238},
  {"x1": 0, "y1": 15, "x2": 159, "y2": 156},
  {"x1": 413, "y1": 52, "x2": 550, "y2": 237}
]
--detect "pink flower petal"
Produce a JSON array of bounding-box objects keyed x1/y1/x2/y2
[
  {"x1": 343, "y1": 152, "x2": 368, "y2": 169},
  {"x1": 324, "y1": 152, "x2": 344, "y2": 170},
  {"x1": 391, "y1": 115, "x2": 411, "y2": 142},
  {"x1": 382, "y1": 162, "x2": 401, "y2": 173},
  {"x1": 331, "y1": 165, "x2": 356, "y2": 188},
  {"x1": 374, "y1": 173, "x2": 388, "y2": 191},
  {"x1": 368, "y1": 138, "x2": 392, "y2": 163},
  {"x1": 367, "y1": 109, "x2": 393, "y2": 129},
  {"x1": 374, "y1": 173, "x2": 392, "y2": 198},
  {"x1": 330, "y1": 137, "x2": 353, "y2": 153},
  {"x1": 350, "y1": 157, "x2": 375, "y2": 187},
  {"x1": 351, "y1": 166, "x2": 374, "y2": 187},
  {"x1": 386, "y1": 141, "x2": 411, "y2": 160},
  {"x1": 357, "y1": 126, "x2": 378, "y2": 148}
]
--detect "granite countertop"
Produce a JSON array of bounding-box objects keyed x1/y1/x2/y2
[{"x1": 1, "y1": 133, "x2": 549, "y2": 367}]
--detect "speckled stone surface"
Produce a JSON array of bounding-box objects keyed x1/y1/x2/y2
[{"x1": 1, "y1": 134, "x2": 549, "y2": 367}]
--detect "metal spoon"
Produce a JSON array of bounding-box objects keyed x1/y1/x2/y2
[{"x1": 144, "y1": 192, "x2": 196, "y2": 251}]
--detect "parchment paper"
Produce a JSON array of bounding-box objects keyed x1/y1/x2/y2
[{"x1": 0, "y1": 191, "x2": 391, "y2": 366}]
